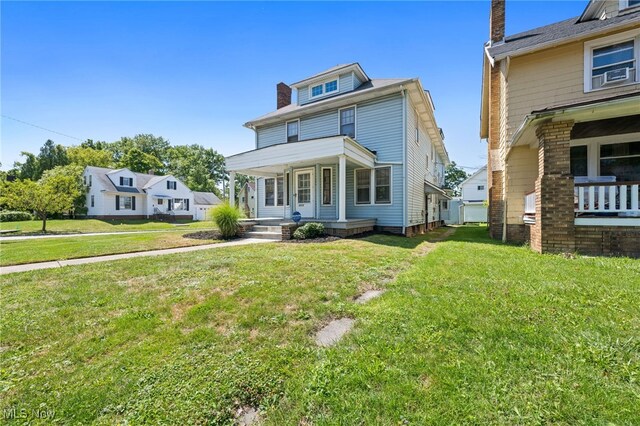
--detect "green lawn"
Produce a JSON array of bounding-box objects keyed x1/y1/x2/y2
[
  {"x1": 1, "y1": 226, "x2": 638, "y2": 424},
  {"x1": 0, "y1": 218, "x2": 214, "y2": 235},
  {"x1": 0, "y1": 231, "x2": 220, "y2": 266}
]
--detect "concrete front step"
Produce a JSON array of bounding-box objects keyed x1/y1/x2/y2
[
  {"x1": 252, "y1": 225, "x2": 282, "y2": 232},
  {"x1": 244, "y1": 231, "x2": 282, "y2": 240}
]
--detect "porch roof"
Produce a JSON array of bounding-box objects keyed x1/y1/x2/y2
[
  {"x1": 507, "y1": 93, "x2": 640, "y2": 154},
  {"x1": 424, "y1": 180, "x2": 450, "y2": 198},
  {"x1": 225, "y1": 135, "x2": 376, "y2": 176}
]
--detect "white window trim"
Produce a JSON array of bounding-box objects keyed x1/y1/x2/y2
[
  {"x1": 173, "y1": 198, "x2": 189, "y2": 211},
  {"x1": 338, "y1": 105, "x2": 357, "y2": 139},
  {"x1": 619, "y1": 0, "x2": 640, "y2": 11},
  {"x1": 286, "y1": 119, "x2": 300, "y2": 143},
  {"x1": 569, "y1": 132, "x2": 640, "y2": 177},
  {"x1": 353, "y1": 166, "x2": 393, "y2": 206},
  {"x1": 119, "y1": 195, "x2": 133, "y2": 210},
  {"x1": 308, "y1": 78, "x2": 340, "y2": 100},
  {"x1": 264, "y1": 175, "x2": 287, "y2": 207},
  {"x1": 321, "y1": 167, "x2": 333, "y2": 206},
  {"x1": 583, "y1": 28, "x2": 640, "y2": 93}
]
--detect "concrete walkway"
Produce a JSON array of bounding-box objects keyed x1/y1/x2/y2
[
  {"x1": 0, "y1": 228, "x2": 212, "y2": 241},
  {"x1": 0, "y1": 238, "x2": 274, "y2": 275}
]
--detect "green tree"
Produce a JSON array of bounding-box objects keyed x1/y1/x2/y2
[
  {"x1": 14, "y1": 152, "x2": 40, "y2": 180},
  {"x1": 444, "y1": 161, "x2": 469, "y2": 197},
  {"x1": 118, "y1": 148, "x2": 164, "y2": 173},
  {"x1": 109, "y1": 134, "x2": 171, "y2": 169},
  {"x1": 1, "y1": 172, "x2": 82, "y2": 233},
  {"x1": 167, "y1": 144, "x2": 226, "y2": 197},
  {"x1": 13, "y1": 140, "x2": 69, "y2": 180},
  {"x1": 67, "y1": 146, "x2": 113, "y2": 168},
  {"x1": 41, "y1": 165, "x2": 86, "y2": 217},
  {"x1": 37, "y1": 139, "x2": 69, "y2": 174}
]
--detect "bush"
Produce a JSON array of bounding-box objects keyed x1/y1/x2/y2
[
  {"x1": 292, "y1": 222, "x2": 325, "y2": 240},
  {"x1": 211, "y1": 202, "x2": 242, "y2": 239},
  {"x1": 0, "y1": 211, "x2": 33, "y2": 222}
]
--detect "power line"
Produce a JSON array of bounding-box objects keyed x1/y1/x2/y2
[{"x1": 1, "y1": 114, "x2": 84, "y2": 142}]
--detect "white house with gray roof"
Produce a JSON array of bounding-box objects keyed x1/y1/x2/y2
[
  {"x1": 225, "y1": 63, "x2": 451, "y2": 237},
  {"x1": 83, "y1": 166, "x2": 216, "y2": 220}
]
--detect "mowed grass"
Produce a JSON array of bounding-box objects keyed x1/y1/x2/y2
[
  {"x1": 0, "y1": 218, "x2": 214, "y2": 235},
  {"x1": 1, "y1": 226, "x2": 639, "y2": 424},
  {"x1": 0, "y1": 231, "x2": 220, "y2": 266}
]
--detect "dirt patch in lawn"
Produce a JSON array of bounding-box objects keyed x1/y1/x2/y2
[
  {"x1": 182, "y1": 230, "x2": 223, "y2": 240},
  {"x1": 281, "y1": 236, "x2": 341, "y2": 244}
]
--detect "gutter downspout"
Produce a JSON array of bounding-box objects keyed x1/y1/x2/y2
[
  {"x1": 502, "y1": 160, "x2": 508, "y2": 242},
  {"x1": 401, "y1": 86, "x2": 407, "y2": 235}
]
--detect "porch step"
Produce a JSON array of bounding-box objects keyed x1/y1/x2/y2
[
  {"x1": 252, "y1": 225, "x2": 282, "y2": 232},
  {"x1": 245, "y1": 231, "x2": 282, "y2": 241}
]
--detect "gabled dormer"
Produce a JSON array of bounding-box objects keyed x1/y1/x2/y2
[
  {"x1": 579, "y1": 0, "x2": 640, "y2": 22},
  {"x1": 107, "y1": 168, "x2": 137, "y2": 190},
  {"x1": 291, "y1": 63, "x2": 370, "y2": 106}
]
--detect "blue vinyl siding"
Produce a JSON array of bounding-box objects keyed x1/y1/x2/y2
[
  {"x1": 345, "y1": 164, "x2": 404, "y2": 227},
  {"x1": 356, "y1": 94, "x2": 404, "y2": 163},
  {"x1": 256, "y1": 123, "x2": 285, "y2": 149},
  {"x1": 300, "y1": 111, "x2": 338, "y2": 140}
]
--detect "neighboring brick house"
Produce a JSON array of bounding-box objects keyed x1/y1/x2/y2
[{"x1": 481, "y1": 0, "x2": 640, "y2": 257}]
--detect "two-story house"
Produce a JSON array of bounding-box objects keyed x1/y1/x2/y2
[
  {"x1": 481, "y1": 0, "x2": 640, "y2": 257},
  {"x1": 225, "y1": 63, "x2": 450, "y2": 237},
  {"x1": 460, "y1": 165, "x2": 488, "y2": 223},
  {"x1": 83, "y1": 166, "x2": 219, "y2": 220}
]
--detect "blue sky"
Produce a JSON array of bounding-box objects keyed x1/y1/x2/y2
[{"x1": 1, "y1": 1, "x2": 584, "y2": 172}]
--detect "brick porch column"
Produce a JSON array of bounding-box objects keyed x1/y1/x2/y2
[{"x1": 531, "y1": 120, "x2": 575, "y2": 254}]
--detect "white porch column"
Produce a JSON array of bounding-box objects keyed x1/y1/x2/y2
[
  {"x1": 229, "y1": 172, "x2": 236, "y2": 208},
  {"x1": 338, "y1": 154, "x2": 347, "y2": 222}
]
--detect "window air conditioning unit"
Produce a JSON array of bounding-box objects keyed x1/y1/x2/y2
[{"x1": 602, "y1": 67, "x2": 629, "y2": 85}]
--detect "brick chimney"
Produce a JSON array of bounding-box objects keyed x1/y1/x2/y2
[
  {"x1": 490, "y1": 0, "x2": 505, "y2": 43},
  {"x1": 277, "y1": 82, "x2": 292, "y2": 109}
]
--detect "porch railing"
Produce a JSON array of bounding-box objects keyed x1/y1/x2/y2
[
  {"x1": 575, "y1": 182, "x2": 640, "y2": 214},
  {"x1": 522, "y1": 182, "x2": 640, "y2": 219}
]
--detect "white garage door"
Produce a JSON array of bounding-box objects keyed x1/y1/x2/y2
[{"x1": 464, "y1": 204, "x2": 487, "y2": 223}]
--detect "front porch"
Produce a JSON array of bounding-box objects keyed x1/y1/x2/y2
[
  {"x1": 238, "y1": 217, "x2": 377, "y2": 240},
  {"x1": 226, "y1": 135, "x2": 399, "y2": 237},
  {"x1": 505, "y1": 96, "x2": 640, "y2": 257}
]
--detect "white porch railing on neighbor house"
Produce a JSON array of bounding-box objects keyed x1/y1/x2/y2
[
  {"x1": 575, "y1": 182, "x2": 640, "y2": 214},
  {"x1": 522, "y1": 183, "x2": 640, "y2": 219}
]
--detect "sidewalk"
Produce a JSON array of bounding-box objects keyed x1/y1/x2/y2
[
  {"x1": 0, "y1": 229, "x2": 209, "y2": 241},
  {"x1": 1, "y1": 238, "x2": 274, "y2": 275}
]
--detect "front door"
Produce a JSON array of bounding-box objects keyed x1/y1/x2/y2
[{"x1": 294, "y1": 169, "x2": 314, "y2": 218}]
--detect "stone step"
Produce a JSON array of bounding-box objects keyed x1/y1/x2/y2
[
  {"x1": 252, "y1": 225, "x2": 282, "y2": 232},
  {"x1": 245, "y1": 231, "x2": 282, "y2": 240}
]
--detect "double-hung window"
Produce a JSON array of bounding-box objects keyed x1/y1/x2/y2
[
  {"x1": 340, "y1": 107, "x2": 355, "y2": 138},
  {"x1": 355, "y1": 167, "x2": 392, "y2": 205},
  {"x1": 173, "y1": 198, "x2": 189, "y2": 210},
  {"x1": 287, "y1": 121, "x2": 299, "y2": 142},
  {"x1": 167, "y1": 180, "x2": 177, "y2": 190},
  {"x1": 119, "y1": 196, "x2": 133, "y2": 210},
  {"x1": 119, "y1": 177, "x2": 133, "y2": 186},
  {"x1": 585, "y1": 30, "x2": 639, "y2": 91},
  {"x1": 375, "y1": 168, "x2": 391, "y2": 204},
  {"x1": 355, "y1": 169, "x2": 371, "y2": 204},
  {"x1": 620, "y1": 0, "x2": 640, "y2": 10},
  {"x1": 264, "y1": 175, "x2": 288, "y2": 207},
  {"x1": 600, "y1": 141, "x2": 640, "y2": 182}
]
